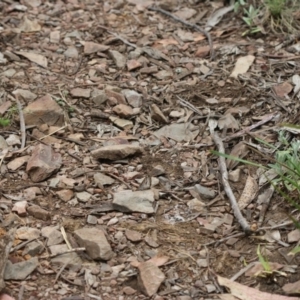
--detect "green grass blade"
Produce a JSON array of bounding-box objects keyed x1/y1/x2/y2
[
  {"x1": 257, "y1": 244, "x2": 271, "y2": 272},
  {"x1": 210, "y1": 151, "x2": 267, "y2": 169}
]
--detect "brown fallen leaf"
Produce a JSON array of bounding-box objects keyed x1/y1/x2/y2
[
  {"x1": 283, "y1": 279, "x2": 300, "y2": 295},
  {"x1": 238, "y1": 175, "x2": 258, "y2": 210},
  {"x1": 19, "y1": 16, "x2": 41, "y2": 32},
  {"x1": 218, "y1": 275, "x2": 300, "y2": 300},
  {"x1": 230, "y1": 55, "x2": 255, "y2": 78},
  {"x1": 226, "y1": 141, "x2": 249, "y2": 170},
  {"x1": 245, "y1": 261, "x2": 283, "y2": 277},
  {"x1": 273, "y1": 82, "x2": 293, "y2": 98},
  {"x1": 14, "y1": 51, "x2": 47, "y2": 68}
]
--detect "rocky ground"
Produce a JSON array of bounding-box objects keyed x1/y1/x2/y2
[{"x1": 1, "y1": 0, "x2": 300, "y2": 299}]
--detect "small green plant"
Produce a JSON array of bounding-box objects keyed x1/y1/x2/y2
[
  {"x1": 212, "y1": 129, "x2": 300, "y2": 210},
  {"x1": 242, "y1": 4, "x2": 263, "y2": 35},
  {"x1": 256, "y1": 245, "x2": 286, "y2": 277},
  {"x1": 233, "y1": 0, "x2": 246, "y2": 13},
  {"x1": 264, "y1": 0, "x2": 286, "y2": 17},
  {"x1": 0, "y1": 105, "x2": 19, "y2": 127},
  {"x1": 212, "y1": 128, "x2": 300, "y2": 254},
  {"x1": 0, "y1": 118, "x2": 10, "y2": 127},
  {"x1": 52, "y1": 92, "x2": 75, "y2": 115},
  {"x1": 233, "y1": 0, "x2": 300, "y2": 34}
]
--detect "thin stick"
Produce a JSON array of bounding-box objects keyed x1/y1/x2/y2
[
  {"x1": 38, "y1": 125, "x2": 66, "y2": 141},
  {"x1": 97, "y1": 25, "x2": 137, "y2": 48},
  {"x1": 177, "y1": 95, "x2": 203, "y2": 115},
  {"x1": 203, "y1": 232, "x2": 245, "y2": 246},
  {"x1": 18, "y1": 284, "x2": 25, "y2": 300},
  {"x1": 102, "y1": 171, "x2": 131, "y2": 189},
  {"x1": 257, "y1": 186, "x2": 274, "y2": 227},
  {"x1": 230, "y1": 262, "x2": 258, "y2": 281},
  {"x1": 40, "y1": 247, "x2": 85, "y2": 259},
  {"x1": 210, "y1": 122, "x2": 252, "y2": 235},
  {"x1": 60, "y1": 226, "x2": 72, "y2": 250},
  {"x1": 54, "y1": 261, "x2": 69, "y2": 284},
  {"x1": 15, "y1": 96, "x2": 26, "y2": 150},
  {"x1": 10, "y1": 237, "x2": 38, "y2": 253},
  {"x1": 148, "y1": 6, "x2": 214, "y2": 60},
  {"x1": 260, "y1": 220, "x2": 293, "y2": 231}
]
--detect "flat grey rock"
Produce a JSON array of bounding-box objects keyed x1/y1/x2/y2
[
  {"x1": 22, "y1": 241, "x2": 44, "y2": 256},
  {"x1": 74, "y1": 227, "x2": 113, "y2": 261},
  {"x1": 154, "y1": 123, "x2": 199, "y2": 142},
  {"x1": 49, "y1": 244, "x2": 83, "y2": 266},
  {"x1": 4, "y1": 257, "x2": 39, "y2": 280},
  {"x1": 94, "y1": 173, "x2": 115, "y2": 187},
  {"x1": 113, "y1": 189, "x2": 155, "y2": 214},
  {"x1": 194, "y1": 184, "x2": 216, "y2": 200}
]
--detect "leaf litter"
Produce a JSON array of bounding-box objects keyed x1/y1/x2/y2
[{"x1": 0, "y1": 0, "x2": 300, "y2": 299}]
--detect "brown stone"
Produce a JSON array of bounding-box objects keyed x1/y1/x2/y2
[
  {"x1": 138, "y1": 261, "x2": 165, "y2": 296},
  {"x1": 23, "y1": 94, "x2": 64, "y2": 126},
  {"x1": 26, "y1": 144, "x2": 62, "y2": 182},
  {"x1": 27, "y1": 205, "x2": 51, "y2": 221},
  {"x1": 91, "y1": 144, "x2": 142, "y2": 160},
  {"x1": 113, "y1": 104, "x2": 134, "y2": 118},
  {"x1": 105, "y1": 89, "x2": 126, "y2": 104}
]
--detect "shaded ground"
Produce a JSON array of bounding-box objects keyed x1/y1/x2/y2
[{"x1": 1, "y1": 0, "x2": 300, "y2": 299}]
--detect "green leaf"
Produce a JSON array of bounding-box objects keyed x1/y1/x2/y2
[
  {"x1": 234, "y1": 3, "x2": 240, "y2": 13},
  {"x1": 288, "y1": 246, "x2": 300, "y2": 256},
  {"x1": 0, "y1": 118, "x2": 10, "y2": 127}
]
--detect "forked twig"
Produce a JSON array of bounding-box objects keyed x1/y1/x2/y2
[
  {"x1": 210, "y1": 121, "x2": 252, "y2": 235},
  {"x1": 148, "y1": 6, "x2": 214, "y2": 60}
]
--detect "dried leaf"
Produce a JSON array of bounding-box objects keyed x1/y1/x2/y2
[
  {"x1": 14, "y1": 51, "x2": 47, "y2": 68},
  {"x1": 273, "y1": 82, "x2": 293, "y2": 98},
  {"x1": 205, "y1": 5, "x2": 234, "y2": 31},
  {"x1": 19, "y1": 16, "x2": 41, "y2": 32},
  {"x1": 292, "y1": 74, "x2": 300, "y2": 94},
  {"x1": 218, "y1": 113, "x2": 239, "y2": 130},
  {"x1": 227, "y1": 142, "x2": 249, "y2": 170},
  {"x1": 230, "y1": 55, "x2": 255, "y2": 78},
  {"x1": 218, "y1": 275, "x2": 299, "y2": 300},
  {"x1": 283, "y1": 280, "x2": 300, "y2": 295},
  {"x1": 238, "y1": 175, "x2": 258, "y2": 210}
]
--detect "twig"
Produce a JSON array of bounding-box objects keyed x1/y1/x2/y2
[
  {"x1": 10, "y1": 237, "x2": 38, "y2": 253},
  {"x1": 38, "y1": 125, "x2": 66, "y2": 141},
  {"x1": 47, "y1": 264, "x2": 84, "y2": 287},
  {"x1": 260, "y1": 220, "x2": 293, "y2": 231},
  {"x1": 210, "y1": 121, "x2": 252, "y2": 235},
  {"x1": 177, "y1": 95, "x2": 203, "y2": 115},
  {"x1": 40, "y1": 247, "x2": 85, "y2": 259},
  {"x1": 97, "y1": 25, "x2": 138, "y2": 48},
  {"x1": 148, "y1": 6, "x2": 215, "y2": 60},
  {"x1": 60, "y1": 226, "x2": 72, "y2": 250},
  {"x1": 102, "y1": 171, "x2": 131, "y2": 189},
  {"x1": 230, "y1": 262, "x2": 258, "y2": 281},
  {"x1": 18, "y1": 284, "x2": 25, "y2": 300},
  {"x1": 15, "y1": 96, "x2": 26, "y2": 150},
  {"x1": 223, "y1": 113, "x2": 276, "y2": 142},
  {"x1": 54, "y1": 261, "x2": 69, "y2": 284},
  {"x1": 257, "y1": 185, "x2": 274, "y2": 227},
  {"x1": 203, "y1": 232, "x2": 245, "y2": 246}
]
